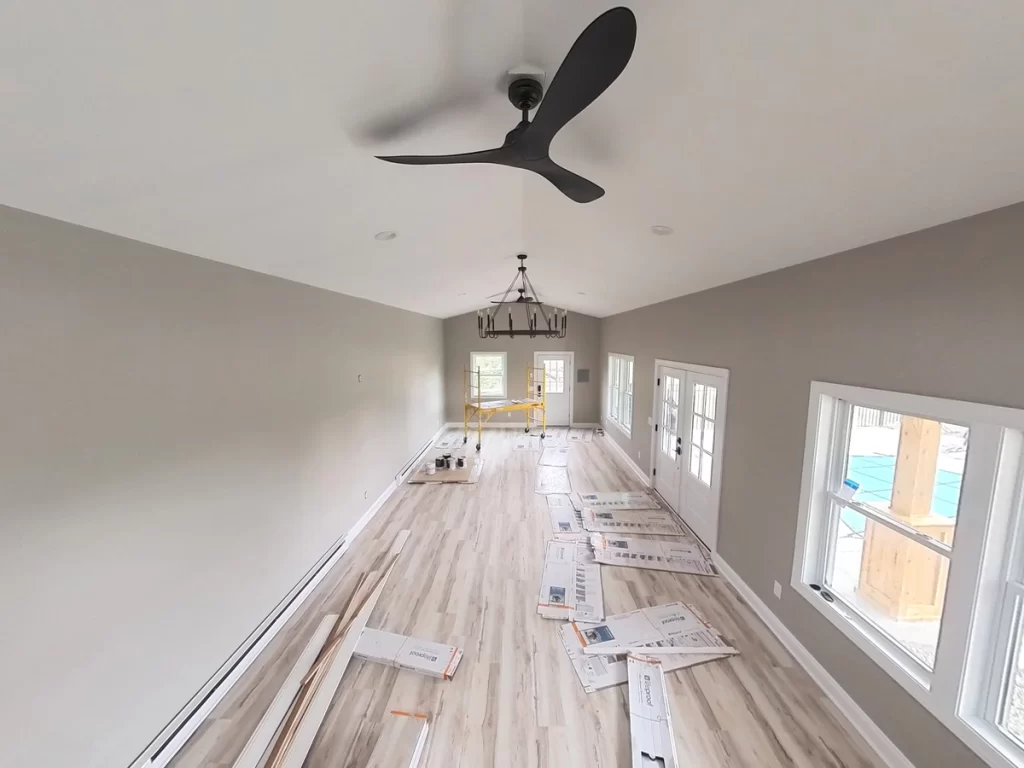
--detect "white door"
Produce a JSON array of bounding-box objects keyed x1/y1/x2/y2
[
  {"x1": 653, "y1": 366, "x2": 685, "y2": 509},
  {"x1": 535, "y1": 352, "x2": 572, "y2": 426},
  {"x1": 679, "y1": 372, "x2": 726, "y2": 550}
]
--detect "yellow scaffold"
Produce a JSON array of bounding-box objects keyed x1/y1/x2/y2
[{"x1": 463, "y1": 365, "x2": 547, "y2": 450}]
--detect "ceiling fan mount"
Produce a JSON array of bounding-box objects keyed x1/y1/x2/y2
[{"x1": 376, "y1": 7, "x2": 637, "y2": 204}]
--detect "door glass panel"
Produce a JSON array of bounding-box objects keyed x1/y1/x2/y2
[
  {"x1": 704, "y1": 385, "x2": 717, "y2": 418},
  {"x1": 693, "y1": 383, "x2": 705, "y2": 415},
  {"x1": 702, "y1": 420, "x2": 715, "y2": 452},
  {"x1": 691, "y1": 415, "x2": 703, "y2": 447},
  {"x1": 543, "y1": 359, "x2": 564, "y2": 394},
  {"x1": 662, "y1": 375, "x2": 680, "y2": 456},
  {"x1": 700, "y1": 451, "x2": 713, "y2": 484},
  {"x1": 689, "y1": 445, "x2": 701, "y2": 475}
]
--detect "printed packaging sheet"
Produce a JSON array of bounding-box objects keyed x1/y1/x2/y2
[
  {"x1": 571, "y1": 491, "x2": 662, "y2": 510},
  {"x1": 577, "y1": 602, "x2": 737, "y2": 657},
  {"x1": 559, "y1": 603, "x2": 735, "y2": 692},
  {"x1": 354, "y1": 629, "x2": 463, "y2": 680},
  {"x1": 590, "y1": 533, "x2": 716, "y2": 576},
  {"x1": 627, "y1": 656, "x2": 679, "y2": 768},
  {"x1": 581, "y1": 508, "x2": 688, "y2": 536},
  {"x1": 547, "y1": 493, "x2": 584, "y2": 536},
  {"x1": 537, "y1": 539, "x2": 604, "y2": 622}
]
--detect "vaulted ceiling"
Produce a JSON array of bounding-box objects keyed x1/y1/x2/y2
[{"x1": 3, "y1": 2, "x2": 1024, "y2": 318}]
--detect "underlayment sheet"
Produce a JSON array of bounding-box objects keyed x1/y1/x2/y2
[
  {"x1": 539, "y1": 446, "x2": 570, "y2": 467},
  {"x1": 407, "y1": 455, "x2": 483, "y2": 484},
  {"x1": 513, "y1": 434, "x2": 543, "y2": 451},
  {"x1": 572, "y1": 491, "x2": 662, "y2": 510},
  {"x1": 536, "y1": 465, "x2": 572, "y2": 495},
  {"x1": 581, "y1": 508, "x2": 688, "y2": 536},
  {"x1": 547, "y1": 494, "x2": 584, "y2": 536},
  {"x1": 590, "y1": 533, "x2": 717, "y2": 576},
  {"x1": 567, "y1": 428, "x2": 594, "y2": 443}
]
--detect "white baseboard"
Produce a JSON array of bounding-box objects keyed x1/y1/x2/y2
[
  {"x1": 135, "y1": 425, "x2": 444, "y2": 768},
  {"x1": 712, "y1": 555, "x2": 915, "y2": 768},
  {"x1": 600, "y1": 428, "x2": 650, "y2": 485}
]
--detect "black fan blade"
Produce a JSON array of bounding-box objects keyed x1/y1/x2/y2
[
  {"x1": 527, "y1": 157, "x2": 605, "y2": 203},
  {"x1": 526, "y1": 7, "x2": 637, "y2": 146},
  {"x1": 376, "y1": 146, "x2": 515, "y2": 166},
  {"x1": 358, "y1": 91, "x2": 485, "y2": 143}
]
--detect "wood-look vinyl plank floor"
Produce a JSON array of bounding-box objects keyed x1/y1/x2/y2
[{"x1": 168, "y1": 430, "x2": 882, "y2": 768}]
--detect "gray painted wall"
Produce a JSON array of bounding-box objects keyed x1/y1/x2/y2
[
  {"x1": 0, "y1": 206, "x2": 444, "y2": 768},
  {"x1": 600, "y1": 201, "x2": 1024, "y2": 768},
  {"x1": 443, "y1": 308, "x2": 601, "y2": 425}
]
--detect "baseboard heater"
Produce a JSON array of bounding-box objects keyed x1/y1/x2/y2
[{"x1": 132, "y1": 525, "x2": 353, "y2": 768}]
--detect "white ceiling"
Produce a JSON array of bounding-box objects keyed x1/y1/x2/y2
[{"x1": 3, "y1": 1, "x2": 1024, "y2": 318}]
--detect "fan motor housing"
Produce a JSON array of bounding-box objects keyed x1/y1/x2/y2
[{"x1": 508, "y1": 77, "x2": 543, "y2": 111}]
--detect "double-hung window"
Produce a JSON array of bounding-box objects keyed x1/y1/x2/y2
[
  {"x1": 793, "y1": 381, "x2": 1024, "y2": 768},
  {"x1": 607, "y1": 353, "x2": 634, "y2": 435},
  {"x1": 469, "y1": 352, "x2": 507, "y2": 399}
]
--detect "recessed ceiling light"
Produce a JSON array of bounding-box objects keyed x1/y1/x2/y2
[
  {"x1": 650, "y1": 225, "x2": 673, "y2": 236},
  {"x1": 577, "y1": 291, "x2": 586, "y2": 296},
  {"x1": 458, "y1": 292, "x2": 467, "y2": 297},
  {"x1": 374, "y1": 231, "x2": 397, "y2": 241}
]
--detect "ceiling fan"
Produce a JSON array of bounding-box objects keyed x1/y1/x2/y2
[{"x1": 375, "y1": 7, "x2": 637, "y2": 204}]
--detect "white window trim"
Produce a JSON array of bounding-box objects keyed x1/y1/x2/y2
[
  {"x1": 607, "y1": 353, "x2": 634, "y2": 437},
  {"x1": 469, "y1": 351, "x2": 507, "y2": 400},
  {"x1": 791, "y1": 381, "x2": 1024, "y2": 768}
]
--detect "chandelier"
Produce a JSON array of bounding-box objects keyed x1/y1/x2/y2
[{"x1": 477, "y1": 255, "x2": 567, "y2": 339}]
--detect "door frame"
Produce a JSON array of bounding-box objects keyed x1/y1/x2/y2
[
  {"x1": 533, "y1": 350, "x2": 575, "y2": 426},
  {"x1": 648, "y1": 358, "x2": 730, "y2": 553}
]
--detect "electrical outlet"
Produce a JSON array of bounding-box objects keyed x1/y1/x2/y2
[{"x1": 773, "y1": 581, "x2": 782, "y2": 599}]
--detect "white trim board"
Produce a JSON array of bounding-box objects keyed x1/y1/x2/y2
[
  {"x1": 132, "y1": 423, "x2": 445, "y2": 768},
  {"x1": 712, "y1": 554, "x2": 915, "y2": 768},
  {"x1": 599, "y1": 425, "x2": 650, "y2": 486}
]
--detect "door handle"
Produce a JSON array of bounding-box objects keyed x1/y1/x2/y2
[{"x1": 675, "y1": 437, "x2": 682, "y2": 456}]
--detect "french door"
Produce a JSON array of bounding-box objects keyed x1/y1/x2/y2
[
  {"x1": 653, "y1": 366, "x2": 685, "y2": 510},
  {"x1": 652, "y1": 363, "x2": 728, "y2": 552}
]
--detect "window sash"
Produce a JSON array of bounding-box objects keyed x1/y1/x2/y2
[
  {"x1": 470, "y1": 353, "x2": 506, "y2": 398},
  {"x1": 607, "y1": 355, "x2": 633, "y2": 434}
]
